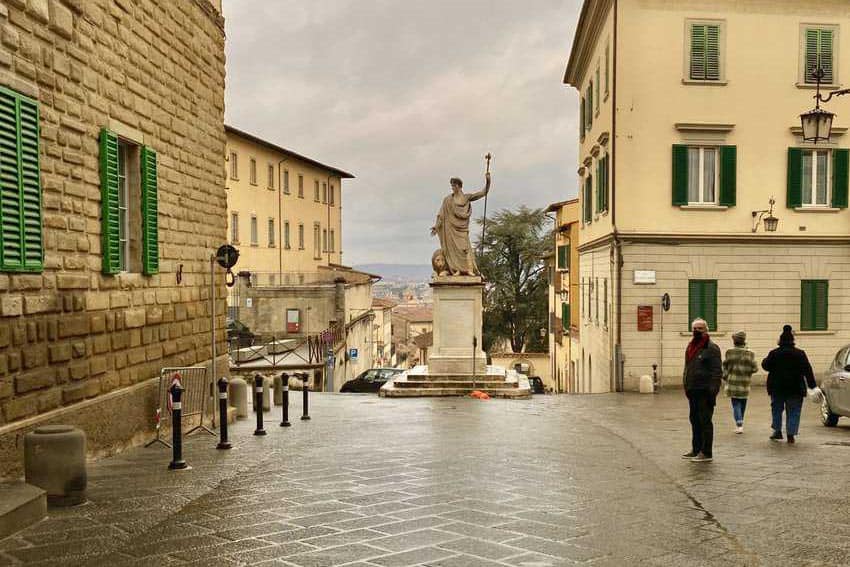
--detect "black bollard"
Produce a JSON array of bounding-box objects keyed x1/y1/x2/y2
[
  {"x1": 253, "y1": 374, "x2": 267, "y2": 436},
  {"x1": 168, "y1": 380, "x2": 188, "y2": 470},
  {"x1": 280, "y1": 373, "x2": 291, "y2": 427},
  {"x1": 217, "y1": 377, "x2": 231, "y2": 450},
  {"x1": 301, "y1": 373, "x2": 311, "y2": 421}
]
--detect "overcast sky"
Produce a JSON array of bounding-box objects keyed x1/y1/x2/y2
[{"x1": 223, "y1": 0, "x2": 581, "y2": 266}]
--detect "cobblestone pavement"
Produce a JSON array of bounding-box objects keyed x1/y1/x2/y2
[{"x1": 3, "y1": 388, "x2": 850, "y2": 566}]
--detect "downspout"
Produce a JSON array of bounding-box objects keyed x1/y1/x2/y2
[
  {"x1": 326, "y1": 174, "x2": 332, "y2": 265},
  {"x1": 277, "y1": 158, "x2": 288, "y2": 282},
  {"x1": 612, "y1": 0, "x2": 623, "y2": 392}
]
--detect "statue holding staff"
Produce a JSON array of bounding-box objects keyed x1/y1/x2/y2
[{"x1": 430, "y1": 158, "x2": 491, "y2": 277}]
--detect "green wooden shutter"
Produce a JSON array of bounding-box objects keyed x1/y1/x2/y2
[
  {"x1": 604, "y1": 155, "x2": 609, "y2": 211},
  {"x1": 719, "y1": 145, "x2": 737, "y2": 206},
  {"x1": 0, "y1": 87, "x2": 43, "y2": 272},
  {"x1": 557, "y1": 245, "x2": 567, "y2": 270},
  {"x1": 705, "y1": 25, "x2": 720, "y2": 80},
  {"x1": 819, "y1": 30, "x2": 834, "y2": 84},
  {"x1": 787, "y1": 148, "x2": 803, "y2": 208},
  {"x1": 672, "y1": 145, "x2": 689, "y2": 205},
  {"x1": 595, "y1": 160, "x2": 602, "y2": 213},
  {"x1": 583, "y1": 176, "x2": 592, "y2": 223},
  {"x1": 802, "y1": 280, "x2": 829, "y2": 331},
  {"x1": 561, "y1": 302, "x2": 569, "y2": 330},
  {"x1": 801, "y1": 280, "x2": 813, "y2": 330},
  {"x1": 689, "y1": 280, "x2": 717, "y2": 331},
  {"x1": 100, "y1": 129, "x2": 121, "y2": 274},
  {"x1": 587, "y1": 86, "x2": 593, "y2": 129},
  {"x1": 814, "y1": 280, "x2": 828, "y2": 330},
  {"x1": 690, "y1": 25, "x2": 706, "y2": 79},
  {"x1": 805, "y1": 29, "x2": 834, "y2": 84},
  {"x1": 141, "y1": 146, "x2": 159, "y2": 275},
  {"x1": 805, "y1": 29, "x2": 819, "y2": 83},
  {"x1": 832, "y1": 148, "x2": 849, "y2": 209},
  {"x1": 580, "y1": 97, "x2": 585, "y2": 139}
]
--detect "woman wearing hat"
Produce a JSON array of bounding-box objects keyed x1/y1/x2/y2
[
  {"x1": 722, "y1": 331, "x2": 758, "y2": 433},
  {"x1": 761, "y1": 325, "x2": 817, "y2": 443}
]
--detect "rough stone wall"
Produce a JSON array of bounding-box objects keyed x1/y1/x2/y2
[{"x1": 0, "y1": 0, "x2": 226, "y2": 477}]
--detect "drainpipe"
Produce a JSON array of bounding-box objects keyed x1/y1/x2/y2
[
  {"x1": 612, "y1": 0, "x2": 623, "y2": 392},
  {"x1": 326, "y1": 174, "x2": 333, "y2": 265},
  {"x1": 277, "y1": 158, "x2": 288, "y2": 283}
]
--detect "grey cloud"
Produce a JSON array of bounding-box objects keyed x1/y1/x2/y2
[{"x1": 224, "y1": 0, "x2": 582, "y2": 264}]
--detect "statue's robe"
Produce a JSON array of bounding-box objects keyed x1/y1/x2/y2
[{"x1": 435, "y1": 191, "x2": 478, "y2": 275}]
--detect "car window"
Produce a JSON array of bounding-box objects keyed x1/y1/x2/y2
[
  {"x1": 363, "y1": 370, "x2": 380, "y2": 381},
  {"x1": 834, "y1": 348, "x2": 849, "y2": 368}
]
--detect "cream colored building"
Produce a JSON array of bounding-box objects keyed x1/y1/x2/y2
[
  {"x1": 546, "y1": 199, "x2": 580, "y2": 393},
  {"x1": 225, "y1": 125, "x2": 353, "y2": 284},
  {"x1": 371, "y1": 297, "x2": 396, "y2": 367},
  {"x1": 565, "y1": 0, "x2": 850, "y2": 391}
]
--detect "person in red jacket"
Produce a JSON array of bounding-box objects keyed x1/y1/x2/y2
[{"x1": 761, "y1": 325, "x2": 817, "y2": 444}]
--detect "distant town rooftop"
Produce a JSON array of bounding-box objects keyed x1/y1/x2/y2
[{"x1": 225, "y1": 124, "x2": 355, "y2": 179}]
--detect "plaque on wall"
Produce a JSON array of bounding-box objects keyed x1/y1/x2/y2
[
  {"x1": 637, "y1": 305, "x2": 653, "y2": 331},
  {"x1": 634, "y1": 270, "x2": 656, "y2": 284}
]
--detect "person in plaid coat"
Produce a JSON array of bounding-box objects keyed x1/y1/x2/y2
[{"x1": 722, "y1": 331, "x2": 758, "y2": 434}]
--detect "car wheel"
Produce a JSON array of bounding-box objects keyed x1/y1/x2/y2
[{"x1": 821, "y1": 397, "x2": 840, "y2": 427}]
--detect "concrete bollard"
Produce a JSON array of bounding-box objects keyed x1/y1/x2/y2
[
  {"x1": 263, "y1": 376, "x2": 271, "y2": 411},
  {"x1": 228, "y1": 377, "x2": 249, "y2": 418},
  {"x1": 273, "y1": 375, "x2": 283, "y2": 406},
  {"x1": 24, "y1": 426, "x2": 87, "y2": 506},
  {"x1": 639, "y1": 375, "x2": 654, "y2": 394}
]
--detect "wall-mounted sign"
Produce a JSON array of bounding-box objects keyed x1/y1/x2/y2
[
  {"x1": 245, "y1": 297, "x2": 253, "y2": 308},
  {"x1": 349, "y1": 348, "x2": 359, "y2": 361},
  {"x1": 634, "y1": 270, "x2": 656, "y2": 285},
  {"x1": 286, "y1": 309, "x2": 301, "y2": 333},
  {"x1": 637, "y1": 305, "x2": 653, "y2": 331}
]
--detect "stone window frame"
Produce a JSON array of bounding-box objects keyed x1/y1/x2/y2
[
  {"x1": 267, "y1": 163, "x2": 275, "y2": 189},
  {"x1": 249, "y1": 157, "x2": 257, "y2": 185},
  {"x1": 230, "y1": 212, "x2": 239, "y2": 244},
  {"x1": 298, "y1": 174, "x2": 304, "y2": 198},
  {"x1": 797, "y1": 23, "x2": 840, "y2": 88},
  {"x1": 313, "y1": 222, "x2": 321, "y2": 259},
  {"x1": 250, "y1": 214, "x2": 258, "y2": 246},
  {"x1": 283, "y1": 169, "x2": 290, "y2": 194},
  {"x1": 267, "y1": 217, "x2": 275, "y2": 248},
  {"x1": 298, "y1": 222, "x2": 305, "y2": 249},
  {"x1": 284, "y1": 220, "x2": 291, "y2": 249},
  {"x1": 314, "y1": 179, "x2": 320, "y2": 202},
  {"x1": 229, "y1": 151, "x2": 238, "y2": 180}
]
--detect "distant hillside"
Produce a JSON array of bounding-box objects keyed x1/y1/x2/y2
[{"x1": 355, "y1": 264, "x2": 432, "y2": 282}]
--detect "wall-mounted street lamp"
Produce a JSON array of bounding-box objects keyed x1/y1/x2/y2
[
  {"x1": 752, "y1": 197, "x2": 778, "y2": 233},
  {"x1": 800, "y1": 67, "x2": 850, "y2": 143},
  {"x1": 559, "y1": 289, "x2": 568, "y2": 302}
]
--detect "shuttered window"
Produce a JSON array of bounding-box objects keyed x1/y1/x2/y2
[
  {"x1": 557, "y1": 244, "x2": 569, "y2": 271},
  {"x1": 583, "y1": 175, "x2": 592, "y2": 223},
  {"x1": 561, "y1": 302, "x2": 569, "y2": 330},
  {"x1": 0, "y1": 86, "x2": 43, "y2": 272},
  {"x1": 249, "y1": 158, "x2": 257, "y2": 185},
  {"x1": 688, "y1": 280, "x2": 717, "y2": 331},
  {"x1": 672, "y1": 145, "x2": 735, "y2": 206},
  {"x1": 801, "y1": 280, "x2": 828, "y2": 331},
  {"x1": 268, "y1": 218, "x2": 275, "y2": 247},
  {"x1": 689, "y1": 23, "x2": 721, "y2": 81},
  {"x1": 805, "y1": 28, "x2": 834, "y2": 84},
  {"x1": 283, "y1": 170, "x2": 290, "y2": 194},
  {"x1": 787, "y1": 148, "x2": 848, "y2": 208},
  {"x1": 595, "y1": 67, "x2": 600, "y2": 115},
  {"x1": 100, "y1": 128, "x2": 158, "y2": 275},
  {"x1": 580, "y1": 97, "x2": 586, "y2": 140},
  {"x1": 603, "y1": 279, "x2": 608, "y2": 327},
  {"x1": 586, "y1": 85, "x2": 593, "y2": 130},
  {"x1": 250, "y1": 215, "x2": 258, "y2": 246},
  {"x1": 596, "y1": 154, "x2": 609, "y2": 213}
]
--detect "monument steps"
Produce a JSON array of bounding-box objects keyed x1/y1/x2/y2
[
  {"x1": 394, "y1": 379, "x2": 517, "y2": 389},
  {"x1": 381, "y1": 385, "x2": 529, "y2": 398}
]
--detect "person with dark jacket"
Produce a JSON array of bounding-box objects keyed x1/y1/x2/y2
[
  {"x1": 682, "y1": 318, "x2": 723, "y2": 462},
  {"x1": 761, "y1": 325, "x2": 817, "y2": 443}
]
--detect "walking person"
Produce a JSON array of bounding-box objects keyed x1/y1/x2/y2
[
  {"x1": 761, "y1": 325, "x2": 817, "y2": 444},
  {"x1": 682, "y1": 318, "x2": 723, "y2": 462},
  {"x1": 722, "y1": 331, "x2": 758, "y2": 434}
]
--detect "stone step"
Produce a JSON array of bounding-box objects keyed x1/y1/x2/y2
[
  {"x1": 405, "y1": 374, "x2": 506, "y2": 381},
  {"x1": 395, "y1": 380, "x2": 516, "y2": 389},
  {"x1": 381, "y1": 387, "x2": 530, "y2": 399},
  {"x1": 0, "y1": 483, "x2": 46, "y2": 540}
]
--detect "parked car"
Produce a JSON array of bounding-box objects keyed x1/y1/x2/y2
[
  {"x1": 528, "y1": 376, "x2": 545, "y2": 394},
  {"x1": 820, "y1": 344, "x2": 850, "y2": 426},
  {"x1": 340, "y1": 368, "x2": 402, "y2": 393},
  {"x1": 227, "y1": 319, "x2": 255, "y2": 348}
]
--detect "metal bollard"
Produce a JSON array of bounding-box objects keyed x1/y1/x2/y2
[
  {"x1": 280, "y1": 373, "x2": 291, "y2": 427},
  {"x1": 168, "y1": 381, "x2": 188, "y2": 470},
  {"x1": 652, "y1": 363, "x2": 659, "y2": 393},
  {"x1": 217, "y1": 377, "x2": 231, "y2": 450},
  {"x1": 300, "y1": 373, "x2": 311, "y2": 421},
  {"x1": 253, "y1": 374, "x2": 267, "y2": 436}
]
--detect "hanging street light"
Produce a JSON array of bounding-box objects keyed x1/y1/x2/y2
[
  {"x1": 752, "y1": 197, "x2": 779, "y2": 233},
  {"x1": 800, "y1": 67, "x2": 850, "y2": 143}
]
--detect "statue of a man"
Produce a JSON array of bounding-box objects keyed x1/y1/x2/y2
[{"x1": 430, "y1": 172, "x2": 490, "y2": 276}]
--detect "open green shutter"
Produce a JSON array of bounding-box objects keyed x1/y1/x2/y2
[
  {"x1": 704, "y1": 281, "x2": 717, "y2": 331},
  {"x1": 0, "y1": 87, "x2": 42, "y2": 272},
  {"x1": 832, "y1": 148, "x2": 849, "y2": 209},
  {"x1": 18, "y1": 96, "x2": 42, "y2": 270},
  {"x1": 801, "y1": 281, "x2": 812, "y2": 330},
  {"x1": 672, "y1": 145, "x2": 689, "y2": 205},
  {"x1": 815, "y1": 280, "x2": 828, "y2": 330},
  {"x1": 719, "y1": 145, "x2": 736, "y2": 206},
  {"x1": 562, "y1": 302, "x2": 569, "y2": 330},
  {"x1": 141, "y1": 146, "x2": 159, "y2": 275},
  {"x1": 557, "y1": 245, "x2": 567, "y2": 270},
  {"x1": 595, "y1": 160, "x2": 602, "y2": 213},
  {"x1": 787, "y1": 148, "x2": 803, "y2": 208},
  {"x1": 580, "y1": 97, "x2": 585, "y2": 139},
  {"x1": 100, "y1": 129, "x2": 120, "y2": 274}
]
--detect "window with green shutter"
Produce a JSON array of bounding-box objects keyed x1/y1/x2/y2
[
  {"x1": 0, "y1": 86, "x2": 43, "y2": 272},
  {"x1": 586, "y1": 85, "x2": 593, "y2": 130},
  {"x1": 100, "y1": 128, "x2": 158, "y2": 275},
  {"x1": 688, "y1": 280, "x2": 717, "y2": 331},
  {"x1": 561, "y1": 302, "x2": 569, "y2": 330},
  {"x1": 787, "y1": 148, "x2": 848, "y2": 208},
  {"x1": 689, "y1": 23, "x2": 721, "y2": 81},
  {"x1": 580, "y1": 97, "x2": 585, "y2": 140},
  {"x1": 673, "y1": 145, "x2": 735, "y2": 206},
  {"x1": 595, "y1": 67, "x2": 600, "y2": 116},
  {"x1": 804, "y1": 27, "x2": 835, "y2": 84},
  {"x1": 557, "y1": 244, "x2": 569, "y2": 271},
  {"x1": 583, "y1": 175, "x2": 592, "y2": 223},
  {"x1": 801, "y1": 280, "x2": 828, "y2": 330}
]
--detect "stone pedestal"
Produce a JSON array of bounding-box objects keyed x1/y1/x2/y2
[
  {"x1": 24, "y1": 426, "x2": 86, "y2": 506},
  {"x1": 428, "y1": 276, "x2": 487, "y2": 375}
]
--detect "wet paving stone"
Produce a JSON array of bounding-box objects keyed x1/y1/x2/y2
[{"x1": 2, "y1": 390, "x2": 850, "y2": 566}]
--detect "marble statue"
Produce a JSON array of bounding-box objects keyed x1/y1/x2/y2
[{"x1": 430, "y1": 173, "x2": 490, "y2": 276}]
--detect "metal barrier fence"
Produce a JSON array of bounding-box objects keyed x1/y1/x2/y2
[{"x1": 146, "y1": 366, "x2": 214, "y2": 448}]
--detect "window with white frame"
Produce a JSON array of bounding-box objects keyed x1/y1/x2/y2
[
  {"x1": 230, "y1": 212, "x2": 239, "y2": 243},
  {"x1": 284, "y1": 221, "x2": 291, "y2": 249},
  {"x1": 117, "y1": 142, "x2": 130, "y2": 271},
  {"x1": 267, "y1": 164, "x2": 274, "y2": 189},
  {"x1": 802, "y1": 25, "x2": 838, "y2": 85},
  {"x1": 249, "y1": 158, "x2": 257, "y2": 185},
  {"x1": 283, "y1": 170, "x2": 290, "y2": 194},
  {"x1": 229, "y1": 151, "x2": 238, "y2": 179},
  {"x1": 250, "y1": 215, "x2": 258, "y2": 246},
  {"x1": 687, "y1": 147, "x2": 718, "y2": 204},
  {"x1": 802, "y1": 149, "x2": 831, "y2": 206},
  {"x1": 268, "y1": 218, "x2": 275, "y2": 247},
  {"x1": 298, "y1": 223, "x2": 304, "y2": 249}
]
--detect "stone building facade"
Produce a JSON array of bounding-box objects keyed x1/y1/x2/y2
[{"x1": 0, "y1": 0, "x2": 226, "y2": 478}]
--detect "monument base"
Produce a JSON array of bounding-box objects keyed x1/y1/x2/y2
[
  {"x1": 380, "y1": 365, "x2": 531, "y2": 398},
  {"x1": 428, "y1": 276, "x2": 487, "y2": 375}
]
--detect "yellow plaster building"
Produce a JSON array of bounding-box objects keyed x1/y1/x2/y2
[
  {"x1": 546, "y1": 199, "x2": 580, "y2": 393},
  {"x1": 225, "y1": 126, "x2": 353, "y2": 283},
  {"x1": 565, "y1": 0, "x2": 850, "y2": 392}
]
